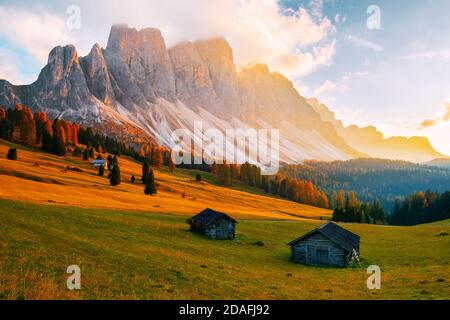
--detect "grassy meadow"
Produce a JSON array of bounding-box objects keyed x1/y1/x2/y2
[
  {"x1": 0, "y1": 140, "x2": 329, "y2": 220},
  {"x1": 0, "y1": 199, "x2": 449, "y2": 300},
  {"x1": 0, "y1": 139, "x2": 449, "y2": 300}
]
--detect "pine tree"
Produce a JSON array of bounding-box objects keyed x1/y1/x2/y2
[
  {"x1": 0, "y1": 107, "x2": 10, "y2": 139},
  {"x1": 262, "y1": 175, "x2": 270, "y2": 193},
  {"x1": 142, "y1": 160, "x2": 150, "y2": 184},
  {"x1": 361, "y1": 209, "x2": 370, "y2": 224},
  {"x1": 144, "y1": 169, "x2": 157, "y2": 195},
  {"x1": 151, "y1": 147, "x2": 163, "y2": 167},
  {"x1": 72, "y1": 146, "x2": 82, "y2": 157},
  {"x1": 138, "y1": 146, "x2": 146, "y2": 158},
  {"x1": 219, "y1": 164, "x2": 232, "y2": 186},
  {"x1": 42, "y1": 129, "x2": 53, "y2": 153},
  {"x1": 279, "y1": 178, "x2": 289, "y2": 198},
  {"x1": 331, "y1": 191, "x2": 338, "y2": 209},
  {"x1": 98, "y1": 165, "x2": 105, "y2": 176},
  {"x1": 318, "y1": 191, "x2": 329, "y2": 209},
  {"x1": 34, "y1": 112, "x2": 47, "y2": 144},
  {"x1": 211, "y1": 162, "x2": 218, "y2": 175},
  {"x1": 109, "y1": 163, "x2": 121, "y2": 186},
  {"x1": 370, "y1": 199, "x2": 385, "y2": 224},
  {"x1": 332, "y1": 208, "x2": 343, "y2": 222},
  {"x1": 83, "y1": 148, "x2": 90, "y2": 161},
  {"x1": 348, "y1": 191, "x2": 360, "y2": 209},
  {"x1": 231, "y1": 164, "x2": 240, "y2": 179},
  {"x1": 71, "y1": 123, "x2": 79, "y2": 146},
  {"x1": 337, "y1": 190, "x2": 346, "y2": 209},
  {"x1": 107, "y1": 155, "x2": 113, "y2": 171},
  {"x1": 270, "y1": 179, "x2": 278, "y2": 195},
  {"x1": 7, "y1": 148, "x2": 17, "y2": 160},
  {"x1": 52, "y1": 126, "x2": 66, "y2": 156},
  {"x1": 63, "y1": 121, "x2": 73, "y2": 145}
]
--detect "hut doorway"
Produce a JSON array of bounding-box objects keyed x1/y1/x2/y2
[{"x1": 316, "y1": 248, "x2": 330, "y2": 265}]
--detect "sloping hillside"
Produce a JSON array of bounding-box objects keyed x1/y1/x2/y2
[
  {"x1": 0, "y1": 199, "x2": 449, "y2": 299},
  {"x1": 0, "y1": 139, "x2": 330, "y2": 220}
]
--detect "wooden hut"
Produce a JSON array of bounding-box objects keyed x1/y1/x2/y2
[
  {"x1": 288, "y1": 222, "x2": 360, "y2": 267},
  {"x1": 187, "y1": 208, "x2": 237, "y2": 240}
]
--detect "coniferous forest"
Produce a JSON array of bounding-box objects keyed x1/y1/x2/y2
[
  {"x1": 390, "y1": 191, "x2": 450, "y2": 225},
  {"x1": 280, "y1": 159, "x2": 450, "y2": 212}
]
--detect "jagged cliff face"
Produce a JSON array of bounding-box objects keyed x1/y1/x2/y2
[{"x1": 1, "y1": 24, "x2": 439, "y2": 163}]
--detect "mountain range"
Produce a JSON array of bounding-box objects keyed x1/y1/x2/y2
[{"x1": 0, "y1": 24, "x2": 446, "y2": 163}]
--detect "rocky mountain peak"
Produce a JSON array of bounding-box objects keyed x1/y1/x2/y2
[
  {"x1": 194, "y1": 37, "x2": 235, "y2": 66},
  {"x1": 45, "y1": 45, "x2": 80, "y2": 83},
  {"x1": 79, "y1": 44, "x2": 115, "y2": 106},
  {"x1": 105, "y1": 24, "x2": 176, "y2": 103},
  {"x1": 106, "y1": 24, "x2": 164, "y2": 54}
]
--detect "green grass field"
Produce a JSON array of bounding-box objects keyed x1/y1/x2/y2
[{"x1": 1, "y1": 199, "x2": 449, "y2": 300}]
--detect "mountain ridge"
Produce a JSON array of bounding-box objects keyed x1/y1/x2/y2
[
  {"x1": 0, "y1": 24, "x2": 444, "y2": 163},
  {"x1": 308, "y1": 98, "x2": 447, "y2": 162}
]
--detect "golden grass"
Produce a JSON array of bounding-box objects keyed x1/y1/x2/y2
[
  {"x1": 0, "y1": 199, "x2": 449, "y2": 300},
  {"x1": 0, "y1": 140, "x2": 449, "y2": 300},
  {"x1": 0, "y1": 140, "x2": 331, "y2": 220}
]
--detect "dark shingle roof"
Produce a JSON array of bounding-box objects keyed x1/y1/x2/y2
[
  {"x1": 288, "y1": 222, "x2": 360, "y2": 252},
  {"x1": 187, "y1": 208, "x2": 237, "y2": 226}
]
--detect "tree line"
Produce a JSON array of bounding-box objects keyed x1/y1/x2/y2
[
  {"x1": 280, "y1": 158, "x2": 450, "y2": 212},
  {"x1": 210, "y1": 162, "x2": 330, "y2": 209},
  {"x1": 331, "y1": 190, "x2": 385, "y2": 224},
  {"x1": 0, "y1": 104, "x2": 79, "y2": 156},
  {"x1": 390, "y1": 191, "x2": 450, "y2": 226}
]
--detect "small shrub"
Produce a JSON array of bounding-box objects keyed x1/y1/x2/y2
[
  {"x1": 72, "y1": 146, "x2": 83, "y2": 157},
  {"x1": 67, "y1": 166, "x2": 83, "y2": 172},
  {"x1": 437, "y1": 231, "x2": 449, "y2": 237},
  {"x1": 98, "y1": 165, "x2": 105, "y2": 176},
  {"x1": 110, "y1": 165, "x2": 121, "y2": 186},
  {"x1": 196, "y1": 173, "x2": 202, "y2": 182},
  {"x1": 83, "y1": 148, "x2": 90, "y2": 161},
  {"x1": 7, "y1": 148, "x2": 17, "y2": 160},
  {"x1": 253, "y1": 241, "x2": 265, "y2": 247}
]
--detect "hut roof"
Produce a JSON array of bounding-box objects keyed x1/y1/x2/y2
[
  {"x1": 288, "y1": 222, "x2": 360, "y2": 252},
  {"x1": 187, "y1": 208, "x2": 238, "y2": 226}
]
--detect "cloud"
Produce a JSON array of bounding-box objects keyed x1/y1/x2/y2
[
  {"x1": 313, "y1": 70, "x2": 368, "y2": 96},
  {"x1": 314, "y1": 80, "x2": 337, "y2": 95},
  {"x1": 0, "y1": 7, "x2": 73, "y2": 64},
  {"x1": 400, "y1": 49, "x2": 450, "y2": 60},
  {"x1": 419, "y1": 103, "x2": 450, "y2": 129},
  {"x1": 1, "y1": 0, "x2": 336, "y2": 80},
  {"x1": 216, "y1": 0, "x2": 336, "y2": 77},
  {"x1": 309, "y1": 0, "x2": 324, "y2": 18},
  {"x1": 0, "y1": 47, "x2": 35, "y2": 84},
  {"x1": 273, "y1": 40, "x2": 336, "y2": 77},
  {"x1": 345, "y1": 34, "x2": 383, "y2": 52}
]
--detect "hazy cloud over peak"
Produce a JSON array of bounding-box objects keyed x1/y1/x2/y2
[{"x1": 419, "y1": 103, "x2": 450, "y2": 129}]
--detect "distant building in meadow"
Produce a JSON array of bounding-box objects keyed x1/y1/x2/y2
[
  {"x1": 187, "y1": 208, "x2": 237, "y2": 240},
  {"x1": 288, "y1": 222, "x2": 360, "y2": 267}
]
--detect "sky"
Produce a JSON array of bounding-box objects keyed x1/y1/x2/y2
[{"x1": 0, "y1": 0, "x2": 449, "y2": 155}]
